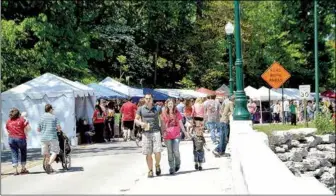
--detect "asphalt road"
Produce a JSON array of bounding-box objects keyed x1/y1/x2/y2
[{"x1": 1, "y1": 136, "x2": 234, "y2": 194}]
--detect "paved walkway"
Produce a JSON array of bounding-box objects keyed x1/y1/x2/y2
[{"x1": 1, "y1": 134, "x2": 234, "y2": 194}]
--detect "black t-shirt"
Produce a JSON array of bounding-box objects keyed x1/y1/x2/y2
[{"x1": 192, "y1": 135, "x2": 205, "y2": 152}]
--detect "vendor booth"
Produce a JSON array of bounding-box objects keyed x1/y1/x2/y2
[{"x1": 1, "y1": 73, "x2": 96, "y2": 149}]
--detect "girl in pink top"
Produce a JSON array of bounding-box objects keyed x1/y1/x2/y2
[
  {"x1": 192, "y1": 98, "x2": 205, "y2": 119},
  {"x1": 192, "y1": 98, "x2": 205, "y2": 133},
  {"x1": 161, "y1": 99, "x2": 186, "y2": 175}
]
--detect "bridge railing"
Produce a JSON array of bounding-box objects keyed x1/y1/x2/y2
[{"x1": 230, "y1": 120, "x2": 333, "y2": 195}]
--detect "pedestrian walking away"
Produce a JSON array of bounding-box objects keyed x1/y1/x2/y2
[
  {"x1": 203, "y1": 95, "x2": 221, "y2": 144},
  {"x1": 213, "y1": 95, "x2": 234, "y2": 157},
  {"x1": 192, "y1": 97, "x2": 205, "y2": 134},
  {"x1": 134, "y1": 93, "x2": 164, "y2": 178},
  {"x1": 6, "y1": 108, "x2": 31, "y2": 175},
  {"x1": 161, "y1": 99, "x2": 186, "y2": 175},
  {"x1": 37, "y1": 104, "x2": 62, "y2": 174},
  {"x1": 120, "y1": 98, "x2": 138, "y2": 141}
]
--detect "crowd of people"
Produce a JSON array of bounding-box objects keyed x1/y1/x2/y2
[
  {"x1": 132, "y1": 93, "x2": 234, "y2": 177},
  {"x1": 5, "y1": 104, "x2": 64, "y2": 174},
  {"x1": 5, "y1": 93, "x2": 236, "y2": 177},
  {"x1": 246, "y1": 99, "x2": 336, "y2": 124},
  {"x1": 8, "y1": 92, "x2": 334, "y2": 177}
]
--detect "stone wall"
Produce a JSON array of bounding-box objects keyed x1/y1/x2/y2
[{"x1": 269, "y1": 128, "x2": 335, "y2": 194}]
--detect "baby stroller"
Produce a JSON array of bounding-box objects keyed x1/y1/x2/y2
[{"x1": 43, "y1": 131, "x2": 72, "y2": 172}]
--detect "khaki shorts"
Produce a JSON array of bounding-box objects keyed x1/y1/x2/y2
[
  {"x1": 41, "y1": 140, "x2": 60, "y2": 155},
  {"x1": 142, "y1": 131, "x2": 163, "y2": 155}
]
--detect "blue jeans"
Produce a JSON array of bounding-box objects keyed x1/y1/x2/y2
[
  {"x1": 215, "y1": 122, "x2": 229, "y2": 154},
  {"x1": 207, "y1": 122, "x2": 218, "y2": 143},
  {"x1": 165, "y1": 139, "x2": 181, "y2": 170},
  {"x1": 8, "y1": 137, "x2": 27, "y2": 167},
  {"x1": 284, "y1": 111, "x2": 289, "y2": 123},
  {"x1": 193, "y1": 150, "x2": 205, "y2": 163}
]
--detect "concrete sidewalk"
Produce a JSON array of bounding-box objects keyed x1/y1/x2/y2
[{"x1": 125, "y1": 137, "x2": 234, "y2": 194}]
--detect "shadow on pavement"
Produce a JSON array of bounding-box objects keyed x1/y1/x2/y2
[
  {"x1": 1, "y1": 145, "x2": 142, "y2": 163},
  {"x1": 56, "y1": 166, "x2": 84, "y2": 174},
  {"x1": 1, "y1": 166, "x2": 84, "y2": 176},
  {"x1": 71, "y1": 146, "x2": 142, "y2": 158},
  {"x1": 1, "y1": 148, "x2": 42, "y2": 163},
  {"x1": 160, "y1": 167, "x2": 220, "y2": 177}
]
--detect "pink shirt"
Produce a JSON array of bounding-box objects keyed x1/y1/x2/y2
[
  {"x1": 247, "y1": 102, "x2": 256, "y2": 114},
  {"x1": 162, "y1": 111, "x2": 183, "y2": 128},
  {"x1": 192, "y1": 103, "x2": 204, "y2": 118}
]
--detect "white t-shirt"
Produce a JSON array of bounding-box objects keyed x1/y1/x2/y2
[{"x1": 284, "y1": 101, "x2": 290, "y2": 112}]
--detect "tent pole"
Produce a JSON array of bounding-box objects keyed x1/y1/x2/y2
[
  {"x1": 282, "y1": 85, "x2": 285, "y2": 124},
  {"x1": 260, "y1": 99, "x2": 263, "y2": 124},
  {"x1": 269, "y1": 88, "x2": 271, "y2": 123}
]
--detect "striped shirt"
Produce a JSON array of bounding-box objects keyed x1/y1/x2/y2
[{"x1": 38, "y1": 113, "x2": 60, "y2": 141}]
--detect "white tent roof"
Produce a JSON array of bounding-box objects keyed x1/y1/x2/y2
[
  {"x1": 2, "y1": 73, "x2": 95, "y2": 100},
  {"x1": 99, "y1": 77, "x2": 143, "y2": 97},
  {"x1": 155, "y1": 89, "x2": 180, "y2": 98},
  {"x1": 272, "y1": 88, "x2": 314, "y2": 100},
  {"x1": 177, "y1": 89, "x2": 207, "y2": 98},
  {"x1": 251, "y1": 86, "x2": 283, "y2": 101},
  {"x1": 244, "y1": 86, "x2": 258, "y2": 98},
  {"x1": 155, "y1": 89, "x2": 207, "y2": 98}
]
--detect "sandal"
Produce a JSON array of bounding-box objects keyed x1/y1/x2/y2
[
  {"x1": 148, "y1": 170, "x2": 153, "y2": 178},
  {"x1": 20, "y1": 168, "x2": 29, "y2": 175},
  {"x1": 13, "y1": 172, "x2": 20, "y2": 176}
]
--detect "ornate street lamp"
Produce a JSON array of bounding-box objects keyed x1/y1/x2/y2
[
  {"x1": 225, "y1": 22, "x2": 234, "y2": 96},
  {"x1": 233, "y1": 0, "x2": 250, "y2": 120}
]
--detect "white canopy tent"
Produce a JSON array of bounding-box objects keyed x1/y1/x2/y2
[
  {"x1": 155, "y1": 89, "x2": 207, "y2": 99},
  {"x1": 251, "y1": 86, "x2": 283, "y2": 101},
  {"x1": 272, "y1": 88, "x2": 314, "y2": 100},
  {"x1": 99, "y1": 77, "x2": 143, "y2": 97},
  {"x1": 1, "y1": 73, "x2": 96, "y2": 149},
  {"x1": 155, "y1": 89, "x2": 180, "y2": 98},
  {"x1": 250, "y1": 86, "x2": 283, "y2": 124},
  {"x1": 176, "y1": 89, "x2": 207, "y2": 98},
  {"x1": 244, "y1": 86, "x2": 258, "y2": 98}
]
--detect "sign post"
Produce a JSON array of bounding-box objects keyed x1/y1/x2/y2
[
  {"x1": 299, "y1": 85, "x2": 311, "y2": 128},
  {"x1": 261, "y1": 62, "x2": 291, "y2": 123}
]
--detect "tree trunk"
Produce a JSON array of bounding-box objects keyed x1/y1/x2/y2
[
  {"x1": 172, "y1": 59, "x2": 176, "y2": 88},
  {"x1": 196, "y1": 0, "x2": 203, "y2": 20},
  {"x1": 153, "y1": 41, "x2": 159, "y2": 87}
]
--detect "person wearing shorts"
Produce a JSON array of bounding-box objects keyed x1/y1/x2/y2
[
  {"x1": 135, "y1": 93, "x2": 163, "y2": 178},
  {"x1": 120, "y1": 98, "x2": 137, "y2": 141},
  {"x1": 37, "y1": 104, "x2": 61, "y2": 174}
]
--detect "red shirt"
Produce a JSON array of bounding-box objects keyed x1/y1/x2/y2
[
  {"x1": 93, "y1": 110, "x2": 106, "y2": 124},
  {"x1": 185, "y1": 106, "x2": 193, "y2": 117},
  {"x1": 120, "y1": 102, "x2": 137, "y2": 121},
  {"x1": 6, "y1": 117, "x2": 28, "y2": 139}
]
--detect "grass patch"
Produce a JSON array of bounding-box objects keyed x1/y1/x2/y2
[
  {"x1": 314, "y1": 113, "x2": 335, "y2": 135},
  {"x1": 253, "y1": 123, "x2": 315, "y2": 136}
]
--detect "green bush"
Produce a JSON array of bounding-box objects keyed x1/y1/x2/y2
[{"x1": 314, "y1": 112, "x2": 335, "y2": 135}]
